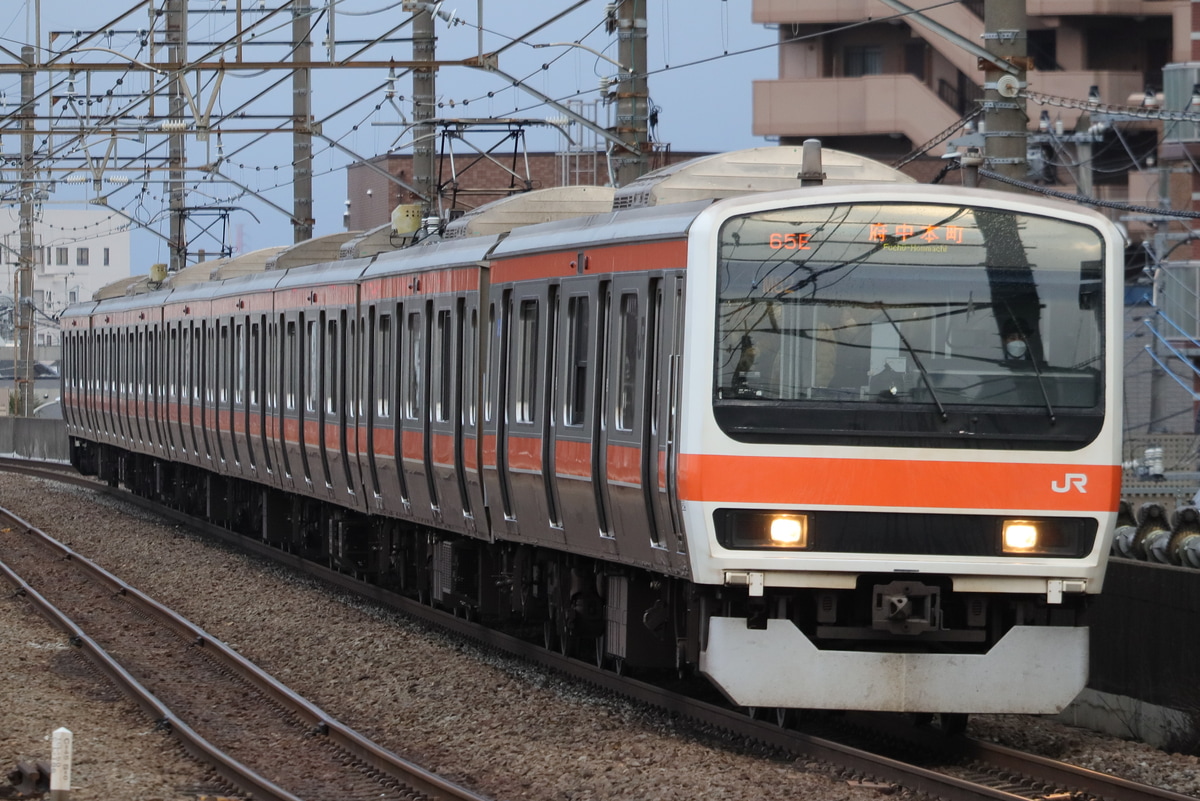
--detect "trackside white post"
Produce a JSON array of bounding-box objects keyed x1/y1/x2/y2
[{"x1": 50, "y1": 727, "x2": 72, "y2": 801}]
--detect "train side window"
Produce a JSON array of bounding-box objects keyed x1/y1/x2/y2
[
  {"x1": 344, "y1": 312, "x2": 355, "y2": 420},
  {"x1": 306, "y1": 317, "x2": 321, "y2": 414},
  {"x1": 285, "y1": 321, "x2": 298, "y2": 411},
  {"x1": 464, "y1": 308, "x2": 477, "y2": 426},
  {"x1": 483, "y1": 303, "x2": 495, "y2": 423},
  {"x1": 235, "y1": 323, "x2": 246, "y2": 406},
  {"x1": 181, "y1": 327, "x2": 191, "y2": 401},
  {"x1": 249, "y1": 323, "x2": 260, "y2": 407},
  {"x1": 616, "y1": 292, "x2": 639, "y2": 432},
  {"x1": 435, "y1": 308, "x2": 452, "y2": 423},
  {"x1": 377, "y1": 312, "x2": 393, "y2": 419},
  {"x1": 406, "y1": 311, "x2": 422, "y2": 419},
  {"x1": 194, "y1": 327, "x2": 204, "y2": 402},
  {"x1": 205, "y1": 323, "x2": 215, "y2": 405},
  {"x1": 566, "y1": 295, "x2": 589, "y2": 426},
  {"x1": 326, "y1": 317, "x2": 338, "y2": 416},
  {"x1": 219, "y1": 324, "x2": 230, "y2": 404},
  {"x1": 514, "y1": 298, "x2": 539, "y2": 424}
]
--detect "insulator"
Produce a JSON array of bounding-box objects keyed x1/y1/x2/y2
[
  {"x1": 1167, "y1": 506, "x2": 1200, "y2": 566},
  {"x1": 1133, "y1": 502, "x2": 1169, "y2": 560},
  {"x1": 1178, "y1": 535, "x2": 1200, "y2": 569},
  {"x1": 1112, "y1": 524, "x2": 1138, "y2": 558},
  {"x1": 1144, "y1": 530, "x2": 1172, "y2": 564}
]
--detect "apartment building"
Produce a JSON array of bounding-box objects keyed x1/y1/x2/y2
[
  {"x1": 751, "y1": 1, "x2": 1187, "y2": 170},
  {"x1": 0, "y1": 208, "x2": 131, "y2": 347}
]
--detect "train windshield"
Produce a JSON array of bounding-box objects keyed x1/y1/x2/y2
[{"x1": 714, "y1": 202, "x2": 1107, "y2": 448}]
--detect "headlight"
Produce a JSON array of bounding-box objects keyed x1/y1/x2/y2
[
  {"x1": 714, "y1": 510, "x2": 810, "y2": 550},
  {"x1": 1002, "y1": 521, "x2": 1040, "y2": 552},
  {"x1": 769, "y1": 515, "x2": 806, "y2": 546},
  {"x1": 1001, "y1": 519, "x2": 1081, "y2": 556}
]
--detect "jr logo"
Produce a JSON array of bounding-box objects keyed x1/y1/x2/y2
[{"x1": 1051, "y1": 473, "x2": 1088, "y2": 493}]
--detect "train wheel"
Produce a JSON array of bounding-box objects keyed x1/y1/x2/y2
[
  {"x1": 593, "y1": 635, "x2": 606, "y2": 668},
  {"x1": 542, "y1": 620, "x2": 557, "y2": 651},
  {"x1": 775, "y1": 707, "x2": 794, "y2": 728}
]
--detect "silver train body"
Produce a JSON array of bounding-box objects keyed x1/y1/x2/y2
[{"x1": 62, "y1": 148, "x2": 1124, "y2": 714}]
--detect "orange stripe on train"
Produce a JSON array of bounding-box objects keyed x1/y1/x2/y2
[{"x1": 676, "y1": 454, "x2": 1120, "y2": 512}]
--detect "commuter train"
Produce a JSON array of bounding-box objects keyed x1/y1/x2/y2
[{"x1": 61, "y1": 146, "x2": 1124, "y2": 716}]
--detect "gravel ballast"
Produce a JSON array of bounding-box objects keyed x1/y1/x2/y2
[{"x1": 2, "y1": 473, "x2": 1198, "y2": 800}]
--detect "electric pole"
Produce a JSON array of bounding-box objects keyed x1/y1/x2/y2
[
  {"x1": 16, "y1": 45, "x2": 35, "y2": 416},
  {"x1": 982, "y1": 0, "x2": 1028, "y2": 189},
  {"x1": 412, "y1": 4, "x2": 436, "y2": 219},
  {"x1": 293, "y1": 0, "x2": 314, "y2": 243},
  {"x1": 613, "y1": 0, "x2": 649, "y2": 186},
  {"x1": 167, "y1": 0, "x2": 188, "y2": 271}
]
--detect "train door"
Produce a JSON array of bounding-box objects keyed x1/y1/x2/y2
[
  {"x1": 217, "y1": 320, "x2": 232, "y2": 469},
  {"x1": 277, "y1": 312, "x2": 302, "y2": 493},
  {"x1": 429, "y1": 296, "x2": 470, "y2": 531},
  {"x1": 645, "y1": 275, "x2": 686, "y2": 563},
  {"x1": 116, "y1": 328, "x2": 129, "y2": 447},
  {"x1": 502, "y1": 283, "x2": 562, "y2": 546},
  {"x1": 127, "y1": 328, "x2": 139, "y2": 449},
  {"x1": 320, "y1": 307, "x2": 360, "y2": 508},
  {"x1": 460, "y1": 293, "x2": 487, "y2": 536},
  {"x1": 127, "y1": 328, "x2": 140, "y2": 449},
  {"x1": 252, "y1": 315, "x2": 274, "y2": 483},
  {"x1": 316, "y1": 311, "x2": 336, "y2": 498},
  {"x1": 551, "y1": 277, "x2": 616, "y2": 558},
  {"x1": 165, "y1": 325, "x2": 178, "y2": 460},
  {"x1": 399, "y1": 302, "x2": 438, "y2": 524},
  {"x1": 148, "y1": 327, "x2": 165, "y2": 458},
  {"x1": 481, "y1": 296, "x2": 513, "y2": 533},
  {"x1": 237, "y1": 317, "x2": 255, "y2": 474},
  {"x1": 600, "y1": 276, "x2": 671, "y2": 569},
  {"x1": 300, "y1": 311, "x2": 320, "y2": 491},
  {"x1": 364, "y1": 302, "x2": 404, "y2": 516},
  {"x1": 268, "y1": 313, "x2": 295, "y2": 492}
]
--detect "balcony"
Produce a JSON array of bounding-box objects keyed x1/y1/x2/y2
[{"x1": 753, "y1": 74, "x2": 961, "y2": 146}]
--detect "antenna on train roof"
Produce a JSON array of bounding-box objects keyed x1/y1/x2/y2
[{"x1": 798, "y1": 139, "x2": 826, "y2": 187}]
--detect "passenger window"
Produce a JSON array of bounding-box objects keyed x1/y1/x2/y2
[
  {"x1": 326, "y1": 318, "x2": 338, "y2": 416},
  {"x1": 435, "y1": 309, "x2": 452, "y2": 423},
  {"x1": 406, "y1": 312, "x2": 422, "y2": 419},
  {"x1": 616, "y1": 292, "x2": 638, "y2": 431},
  {"x1": 566, "y1": 296, "x2": 588, "y2": 426},
  {"x1": 514, "y1": 299, "x2": 539, "y2": 424},
  {"x1": 377, "y1": 312, "x2": 393, "y2": 419}
]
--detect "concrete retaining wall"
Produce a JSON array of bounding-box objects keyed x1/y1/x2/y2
[{"x1": 0, "y1": 417, "x2": 69, "y2": 462}]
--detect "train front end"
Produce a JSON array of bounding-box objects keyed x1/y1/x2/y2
[{"x1": 679, "y1": 184, "x2": 1123, "y2": 714}]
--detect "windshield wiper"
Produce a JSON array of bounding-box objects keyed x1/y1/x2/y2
[
  {"x1": 1026, "y1": 352, "x2": 1057, "y2": 424},
  {"x1": 879, "y1": 306, "x2": 947, "y2": 421}
]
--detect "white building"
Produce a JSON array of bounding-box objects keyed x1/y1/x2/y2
[{"x1": 0, "y1": 207, "x2": 131, "y2": 347}]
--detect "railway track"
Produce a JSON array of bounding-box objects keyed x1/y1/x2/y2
[
  {"x1": 0, "y1": 493, "x2": 491, "y2": 801},
  {"x1": 2, "y1": 457, "x2": 1195, "y2": 801}
]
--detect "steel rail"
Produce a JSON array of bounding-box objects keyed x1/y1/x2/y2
[{"x1": 0, "y1": 500, "x2": 492, "y2": 801}]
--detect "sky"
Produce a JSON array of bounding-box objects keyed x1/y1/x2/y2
[{"x1": 1, "y1": 1, "x2": 779, "y2": 268}]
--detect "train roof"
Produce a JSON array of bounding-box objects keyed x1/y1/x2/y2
[
  {"x1": 490, "y1": 199, "x2": 711, "y2": 258},
  {"x1": 443, "y1": 185, "x2": 616, "y2": 239},
  {"x1": 363, "y1": 232, "x2": 503, "y2": 277},
  {"x1": 611, "y1": 146, "x2": 915, "y2": 210},
  {"x1": 273, "y1": 255, "x2": 374, "y2": 289}
]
